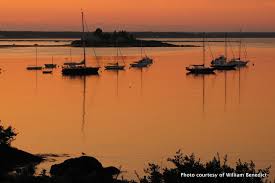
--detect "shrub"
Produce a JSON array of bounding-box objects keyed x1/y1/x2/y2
[
  {"x1": 0, "y1": 121, "x2": 17, "y2": 146},
  {"x1": 140, "y1": 150, "x2": 271, "y2": 183}
]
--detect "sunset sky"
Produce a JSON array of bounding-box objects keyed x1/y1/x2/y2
[{"x1": 1, "y1": 0, "x2": 275, "y2": 31}]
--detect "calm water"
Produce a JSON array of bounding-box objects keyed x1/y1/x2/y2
[{"x1": 1, "y1": 38, "x2": 275, "y2": 179}]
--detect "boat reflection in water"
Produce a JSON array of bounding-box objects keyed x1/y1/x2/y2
[
  {"x1": 224, "y1": 71, "x2": 227, "y2": 111},
  {"x1": 130, "y1": 65, "x2": 147, "y2": 96},
  {"x1": 62, "y1": 75, "x2": 95, "y2": 143},
  {"x1": 82, "y1": 76, "x2": 87, "y2": 141},
  {"x1": 186, "y1": 74, "x2": 211, "y2": 114}
]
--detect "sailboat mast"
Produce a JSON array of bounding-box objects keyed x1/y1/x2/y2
[
  {"x1": 140, "y1": 40, "x2": 143, "y2": 59},
  {"x1": 81, "y1": 11, "x2": 86, "y2": 66},
  {"x1": 225, "y1": 33, "x2": 228, "y2": 60},
  {"x1": 70, "y1": 48, "x2": 72, "y2": 62},
  {"x1": 239, "y1": 29, "x2": 242, "y2": 59},
  {"x1": 202, "y1": 75, "x2": 205, "y2": 113},
  {"x1": 116, "y1": 39, "x2": 118, "y2": 63},
  {"x1": 116, "y1": 70, "x2": 119, "y2": 96},
  {"x1": 35, "y1": 46, "x2": 38, "y2": 66},
  {"x1": 203, "y1": 32, "x2": 205, "y2": 65}
]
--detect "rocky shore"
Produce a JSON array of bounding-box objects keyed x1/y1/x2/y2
[{"x1": 0, "y1": 122, "x2": 271, "y2": 183}]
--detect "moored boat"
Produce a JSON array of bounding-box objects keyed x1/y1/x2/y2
[
  {"x1": 211, "y1": 56, "x2": 237, "y2": 70},
  {"x1": 26, "y1": 47, "x2": 43, "y2": 70},
  {"x1": 105, "y1": 43, "x2": 125, "y2": 70},
  {"x1": 137, "y1": 56, "x2": 153, "y2": 65},
  {"x1": 62, "y1": 66, "x2": 99, "y2": 75},
  {"x1": 186, "y1": 64, "x2": 215, "y2": 74},
  {"x1": 186, "y1": 33, "x2": 215, "y2": 74},
  {"x1": 227, "y1": 30, "x2": 249, "y2": 67},
  {"x1": 105, "y1": 63, "x2": 125, "y2": 70},
  {"x1": 130, "y1": 40, "x2": 153, "y2": 68},
  {"x1": 45, "y1": 64, "x2": 57, "y2": 68},
  {"x1": 130, "y1": 61, "x2": 149, "y2": 68},
  {"x1": 27, "y1": 66, "x2": 43, "y2": 70},
  {"x1": 210, "y1": 34, "x2": 237, "y2": 70},
  {"x1": 62, "y1": 11, "x2": 100, "y2": 76},
  {"x1": 227, "y1": 58, "x2": 249, "y2": 67},
  {"x1": 45, "y1": 56, "x2": 57, "y2": 68}
]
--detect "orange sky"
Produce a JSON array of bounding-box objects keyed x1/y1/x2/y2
[{"x1": 0, "y1": 0, "x2": 275, "y2": 31}]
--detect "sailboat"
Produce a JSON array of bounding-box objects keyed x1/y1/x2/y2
[
  {"x1": 63, "y1": 48, "x2": 83, "y2": 66},
  {"x1": 130, "y1": 40, "x2": 153, "y2": 68},
  {"x1": 105, "y1": 42, "x2": 125, "y2": 70},
  {"x1": 228, "y1": 30, "x2": 249, "y2": 67},
  {"x1": 211, "y1": 33, "x2": 237, "y2": 70},
  {"x1": 45, "y1": 56, "x2": 57, "y2": 68},
  {"x1": 130, "y1": 61, "x2": 148, "y2": 68},
  {"x1": 26, "y1": 47, "x2": 43, "y2": 70},
  {"x1": 186, "y1": 33, "x2": 215, "y2": 74},
  {"x1": 105, "y1": 62, "x2": 125, "y2": 70},
  {"x1": 62, "y1": 11, "x2": 100, "y2": 76}
]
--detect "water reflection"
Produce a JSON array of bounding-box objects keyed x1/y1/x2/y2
[
  {"x1": 140, "y1": 68, "x2": 143, "y2": 96},
  {"x1": 130, "y1": 67, "x2": 147, "y2": 96},
  {"x1": 186, "y1": 74, "x2": 214, "y2": 115},
  {"x1": 104, "y1": 70, "x2": 123, "y2": 97},
  {"x1": 186, "y1": 66, "x2": 248, "y2": 115},
  {"x1": 35, "y1": 70, "x2": 38, "y2": 92},
  {"x1": 61, "y1": 75, "x2": 99, "y2": 143},
  {"x1": 239, "y1": 67, "x2": 241, "y2": 104},
  {"x1": 224, "y1": 71, "x2": 227, "y2": 112},
  {"x1": 82, "y1": 76, "x2": 86, "y2": 140}
]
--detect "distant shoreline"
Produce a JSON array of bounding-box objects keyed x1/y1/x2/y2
[
  {"x1": 1, "y1": 31, "x2": 275, "y2": 39},
  {"x1": 0, "y1": 44, "x2": 199, "y2": 48},
  {"x1": 0, "y1": 45, "x2": 70, "y2": 48}
]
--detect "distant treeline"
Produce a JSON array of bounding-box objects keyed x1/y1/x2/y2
[{"x1": 1, "y1": 31, "x2": 275, "y2": 39}]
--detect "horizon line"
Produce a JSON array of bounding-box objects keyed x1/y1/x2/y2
[{"x1": 1, "y1": 30, "x2": 275, "y2": 33}]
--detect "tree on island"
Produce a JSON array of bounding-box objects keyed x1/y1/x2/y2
[
  {"x1": 94, "y1": 28, "x2": 103, "y2": 37},
  {"x1": 92, "y1": 28, "x2": 135, "y2": 42}
]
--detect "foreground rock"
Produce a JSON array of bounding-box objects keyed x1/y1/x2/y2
[
  {"x1": 50, "y1": 156, "x2": 121, "y2": 183},
  {"x1": 0, "y1": 144, "x2": 43, "y2": 175}
]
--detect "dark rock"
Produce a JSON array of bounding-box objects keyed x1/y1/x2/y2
[
  {"x1": 0, "y1": 144, "x2": 43, "y2": 175},
  {"x1": 103, "y1": 166, "x2": 120, "y2": 176},
  {"x1": 50, "y1": 156, "x2": 121, "y2": 183},
  {"x1": 50, "y1": 156, "x2": 103, "y2": 177}
]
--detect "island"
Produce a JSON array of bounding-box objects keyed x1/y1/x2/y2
[{"x1": 71, "y1": 28, "x2": 198, "y2": 47}]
